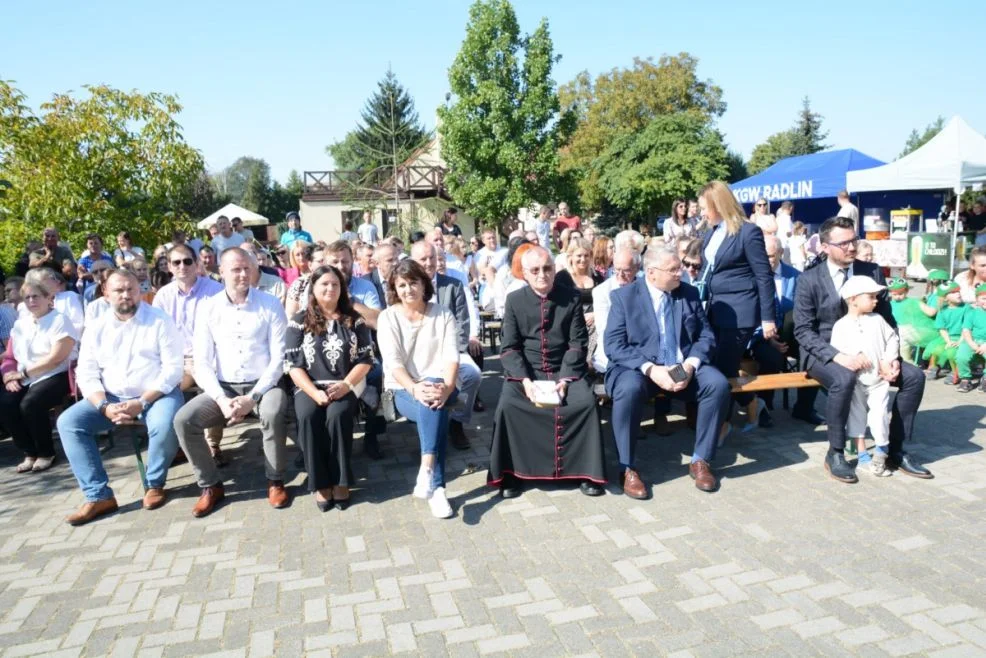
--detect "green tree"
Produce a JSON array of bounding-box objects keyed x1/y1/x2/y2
[
  {"x1": 747, "y1": 130, "x2": 797, "y2": 175},
  {"x1": 592, "y1": 112, "x2": 729, "y2": 226},
  {"x1": 211, "y1": 156, "x2": 270, "y2": 206},
  {"x1": 327, "y1": 69, "x2": 429, "y2": 173},
  {"x1": 790, "y1": 96, "x2": 828, "y2": 155},
  {"x1": 725, "y1": 148, "x2": 749, "y2": 183},
  {"x1": 558, "y1": 54, "x2": 725, "y2": 210},
  {"x1": 438, "y1": 0, "x2": 575, "y2": 228},
  {"x1": 264, "y1": 169, "x2": 303, "y2": 222},
  {"x1": 0, "y1": 80, "x2": 204, "y2": 269},
  {"x1": 899, "y1": 116, "x2": 945, "y2": 158}
]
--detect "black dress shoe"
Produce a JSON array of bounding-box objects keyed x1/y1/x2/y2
[
  {"x1": 792, "y1": 409, "x2": 825, "y2": 426},
  {"x1": 473, "y1": 397, "x2": 485, "y2": 412},
  {"x1": 758, "y1": 408, "x2": 774, "y2": 428},
  {"x1": 824, "y1": 449, "x2": 858, "y2": 483},
  {"x1": 335, "y1": 497, "x2": 351, "y2": 511},
  {"x1": 363, "y1": 434, "x2": 383, "y2": 460},
  {"x1": 579, "y1": 481, "x2": 604, "y2": 497},
  {"x1": 449, "y1": 421, "x2": 470, "y2": 450},
  {"x1": 891, "y1": 454, "x2": 934, "y2": 479},
  {"x1": 315, "y1": 497, "x2": 334, "y2": 512},
  {"x1": 499, "y1": 474, "x2": 522, "y2": 498}
]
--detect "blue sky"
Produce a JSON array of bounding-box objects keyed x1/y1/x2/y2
[{"x1": 3, "y1": 0, "x2": 983, "y2": 184}]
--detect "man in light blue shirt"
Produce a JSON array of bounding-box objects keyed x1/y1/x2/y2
[
  {"x1": 324, "y1": 240, "x2": 381, "y2": 329},
  {"x1": 279, "y1": 211, "x2": 313, "y2": 246}
]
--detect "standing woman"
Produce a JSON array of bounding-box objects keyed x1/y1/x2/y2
[
  {"x1": 286, "y1": 266, "x2": 373, "y2": 511},
  {"x1": 113, "y1": 231, "x2": 145, "y2": 265},
  {"x1": 663, "y1": 198, "x2": 697, "y2": 249},
  {"x1": 377, "y1": 260, "x2": 460, "y2": 519},
  {"x1": 0, "y1": 282, "x2": 78, "y2": 472},
  {"x1": 698, "y1": 181, "x2": 776, "y2": 436},
  {"x1": 284, "y1": 240, "x2": 314, "y2": 286}
]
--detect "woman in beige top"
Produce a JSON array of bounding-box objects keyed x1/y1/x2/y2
[{"x1": 377, "y1": 259, "x2": 460, "y2": 519}]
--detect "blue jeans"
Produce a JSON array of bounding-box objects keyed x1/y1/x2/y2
[
  {"x1": 56, "y1": 389, "x2": 184, "y2": 502},
  {"x1": 394, "y1": 378, "x2": 458, "y2": 489}
]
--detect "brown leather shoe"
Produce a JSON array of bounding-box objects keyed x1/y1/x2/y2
[
  {"x1": 268, "y1": 480, "x2": 289, "y2": 509},
  {"x1": 142, "y1": 487, "x2": 167, "y2": 510},
  {"x1": 689, "y1": 460, "x2": 718, "y2": 493},
  {"x1": 66, "y1": 498, "x2": 119, "y2": 526},
  {"x1": 621, "y1": 469, "x2": 649, "y2": 500},
  {"x1": 192, "y1": 483, "x2": 225, "y2": 518}
]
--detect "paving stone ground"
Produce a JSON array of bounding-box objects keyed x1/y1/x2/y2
[{"x1": 1, "y1": 354, "x2": 985, "y2": 657}]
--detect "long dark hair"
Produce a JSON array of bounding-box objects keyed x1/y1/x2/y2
[
  {"x1": 303, "y1": 265, "x2": 359, "y2": 335},
  {"x1": 671, "y1": 198, "x2": 687, "y2": 223}
]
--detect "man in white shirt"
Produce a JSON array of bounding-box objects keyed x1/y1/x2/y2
[
  {"x1": 153, "y1": 244, "x2": 226, "y2": 463},
  {"x1": 241, "y1": 242, "x2": 286, "y2": 303},
  {"x1": 357, "y1": 209, "x2": 379, "y2": 245},
  {"x1": 211, "y1": 216, "x2": 246, "y2": 255},
  {"x1": 173, "y1": 247, "x2": 290, "y2": 517},
  {"x1": 591, "y1": 248, "x2": 640, "y2": 373},
  {"x1": 56, "y1": 269, "x2": 185, "y2": 525},
  {"x1": 774, "y1": 201, "x2": 794, "y2": 251},
  {"x1": 231, "y1": 216, "x2": 255, "y2": 242},
  {"x1": 475, "y1": 229, "x2": 508, "y2": 285},
  {"x1": 836, "y1": 190, "x2": 860, "y2": 229}
]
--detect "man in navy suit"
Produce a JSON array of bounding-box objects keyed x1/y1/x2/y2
[
  {"x1": 605, "y1": 246, "x2": 731, "y2": 496},
  {"x1": 750, "y1": 235, "x2": 821, "y2": 427},
  {"x1": 794, "y1": 216, "x2": 930, "y2": 483}
]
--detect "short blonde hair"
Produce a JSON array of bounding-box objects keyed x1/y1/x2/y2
[{"x1": 700, "y1": 180, "x2": 746, "y2": 236}]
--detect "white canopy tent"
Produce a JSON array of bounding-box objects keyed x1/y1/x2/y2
[
  {"x1": 846, "y1": 116, "x2": 986, "y2": 275},
  {"x1": 197, "y1": 203, "x2": 269, "y2": 230}
]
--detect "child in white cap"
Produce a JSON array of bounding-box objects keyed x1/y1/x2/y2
[{"x1": 829, "y1": 275, "x2": 900, "y2": 476}]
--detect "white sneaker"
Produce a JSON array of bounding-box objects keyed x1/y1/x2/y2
[
  {"x1": 428, "y1": 487, "x2": 453, "y2": 519},
  {"x1": 870, "y1": 450, "x2": 892, "y2": 477},
  {"x1": 413, "y1": 467, "x2": 434, "y2": 499}
]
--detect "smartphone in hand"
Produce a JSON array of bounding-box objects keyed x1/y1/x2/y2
[{"x1": 667, "y1": 363, "x2": 688, "y2": 384}]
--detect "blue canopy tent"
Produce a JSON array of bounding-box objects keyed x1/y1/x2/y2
[{"x1": 731, "y1": 149, "x2": 893, "y2": 227}]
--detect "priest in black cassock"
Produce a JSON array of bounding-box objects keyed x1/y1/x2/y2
[{"x1": 488, "y1": 246, "x2": 607, "y2": 498}]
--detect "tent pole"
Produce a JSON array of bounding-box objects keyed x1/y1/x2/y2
[{"x1": 951, "y1": 182, "x2": 960, "y2": 278}]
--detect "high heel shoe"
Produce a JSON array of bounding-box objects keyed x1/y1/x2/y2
[
  {"x1": 333, "y1": 487, "x2": 351, "y2": 511},
  {"x1": 315, "y1": 496, "x2": 334, "y2": 512},
  {"x1": 335, "y1": 497, "x2": 351, "y2": 511}
]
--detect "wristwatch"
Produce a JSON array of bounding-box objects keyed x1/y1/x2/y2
[
  {"x1": 140, "y1": 399, "x2": 151, "y2": 415},
  {"x1": 97, "y1": 399, "x2": 111, "y2": 415},
  {"x1": 250, "y1": 391, "x2": 263, "y2": 404}
]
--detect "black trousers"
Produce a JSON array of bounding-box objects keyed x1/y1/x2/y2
[
  {"x1": 0, "y1": 372, "x2": 69, "y2": 459},
  {"x1": 295, "y1": 390, "x2": 359, "y2": 490},
  {"x1": 713, "y1": 326, "x2": 756, "y2": 406},
  {"x1": 750, "y1": 339, "x2": 818, "y2": 415},
  {"x1": 806, "y1": 359, "x2": 924, "y2": 453}
]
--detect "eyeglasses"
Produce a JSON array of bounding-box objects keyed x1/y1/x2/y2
[
  {"x1": 683, "y1": 260, "x2": 702, "y2": 269},
  {"x1": 613, "y1": 267, "x2": 637, "y2": 276},
  {"x1": 826, "y1": 238, "x2": 859, "y2": 250},
  {"x1": 648, "y1": 265, "x2": 682, "y2": 275},
  {"x1": 526, "y1": 266, "x2": 554, "y2": 275},
  {"x1": 170, "y1": 258, "x2": 194, "y2": 267},
  {"x1": 756, "y1": 202, "x2": 767, "y2": 207}
]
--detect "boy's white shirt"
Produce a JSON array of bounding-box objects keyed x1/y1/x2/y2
[{"x1": 829, "y1": 311, "x2": 900, "y2": 386}]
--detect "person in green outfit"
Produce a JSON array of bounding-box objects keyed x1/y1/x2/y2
[
  {"x1": 924, "y1": 269, "x2": 949, "y2": 309},
  {"x1": 888, "y1": 278, "x2": 938, "y2": 364},
  {"x1": 924, "y1": 281, "x2": 966, "y2": 382},
  {"x1": 956, "y1": 283, "x2": 986, "y2": 392}
]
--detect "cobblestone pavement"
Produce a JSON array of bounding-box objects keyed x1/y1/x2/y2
[{"x1": 1, "y1": 357, "x2": 985, "y2": 657}]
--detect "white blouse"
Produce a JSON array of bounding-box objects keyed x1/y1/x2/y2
[{"x1": 10, "y1": 310, "x2": 78, "y2": 385}]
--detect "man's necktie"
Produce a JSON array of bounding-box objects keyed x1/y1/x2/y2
[
  {"x1": 838, "y1": 268, "x2": 850, "y2": 290},
  {"x1": 660, "y1": 294, "x2": 677, "y2": 365}
]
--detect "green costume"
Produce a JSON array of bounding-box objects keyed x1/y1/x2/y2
[
  {"x1": 891, "y1": 297, "x2": 937, "y2": 363},
  {"x1": 956, "y1": 300, "x2": 986, "y2": 379},
  {"x1": 925, "y1": 303, "x2": 967, "y2": 369}
]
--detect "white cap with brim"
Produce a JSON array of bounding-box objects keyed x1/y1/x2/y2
[{"x1": 840, "y1": 274, "x2": 885, "y2": 300}]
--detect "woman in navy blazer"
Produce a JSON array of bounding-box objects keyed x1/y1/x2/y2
[{"x1": 698, "y1": 181, "x2": 777, "y2": 434}]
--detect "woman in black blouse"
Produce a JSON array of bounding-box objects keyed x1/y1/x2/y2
[
  {"x1": 286, "y1": 265, "x2": 374, "y2": 511},
  {"x1": 554, "y1": 237, "x2": 605, "y2": 360}
]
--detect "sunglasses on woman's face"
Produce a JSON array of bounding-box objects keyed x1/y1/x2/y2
[
  {"x1": 683, "y1": 259, "x2": 702, "y2": 269},
  {"x1": 756, "y1": 202, "x2": 767, "y2": 207}
]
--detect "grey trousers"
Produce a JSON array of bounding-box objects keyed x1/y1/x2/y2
[{"x1": 174, "y1": 382, "x2": 288, "y2": 488}]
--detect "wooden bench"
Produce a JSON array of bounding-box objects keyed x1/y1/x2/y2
[
  {"x1": 594, "y1": 371, "x2": 820, "y2": 406},
  {"x1": 484, "y1": 321, "x2": 503, "y2": 351}
]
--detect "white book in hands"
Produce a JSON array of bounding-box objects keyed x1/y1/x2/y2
[{"x1": 532, "y1": 380, "x2": 561, "y2": 408}]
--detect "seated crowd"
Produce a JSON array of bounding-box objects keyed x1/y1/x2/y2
[{"x1": 0, "y1": 188, "x2": 941, "y2": 527}]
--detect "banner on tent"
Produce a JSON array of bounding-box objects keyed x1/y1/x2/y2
[{"x1": 733, "y1": 181, "x2": 814, "y2": 204}]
